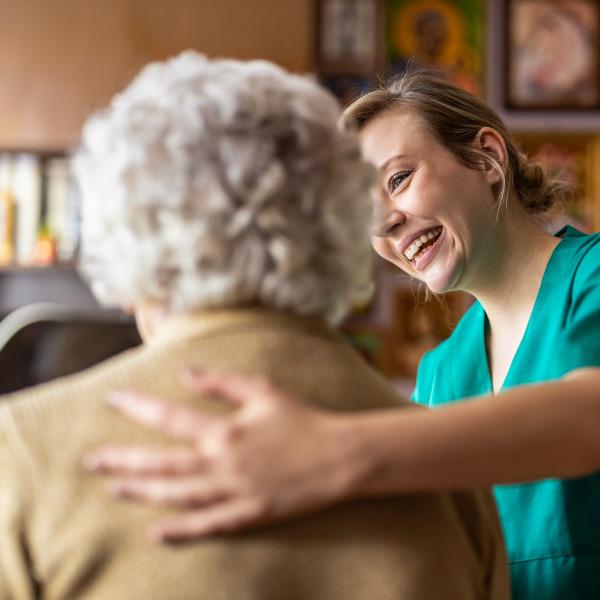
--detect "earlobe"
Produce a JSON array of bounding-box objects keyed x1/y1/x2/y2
[
  {"x1": 483, "y1": 158, "x2": 503, "y2": 186},
  {"x1": 482, "y1": 152, "x2": 502, "y2": 185}
]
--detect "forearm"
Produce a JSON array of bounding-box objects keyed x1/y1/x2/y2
[{"x1": 348, "y1": 370, "x2": 600, "y2": 495}]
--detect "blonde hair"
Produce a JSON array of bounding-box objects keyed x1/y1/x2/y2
[{"x1": 342, "y1": 70, "x2": 569, "y2": 213}]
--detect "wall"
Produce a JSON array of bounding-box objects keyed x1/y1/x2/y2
[{"x1": 0, "y1": 0, "x2": 314, "y2": 149}]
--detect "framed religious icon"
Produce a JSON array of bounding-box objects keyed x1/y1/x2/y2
[
  {"x1": 386, "y1": 0, "x2": 484, "y2": 95},
  {"x1": 505, "y1": 0, "x2": 600, "y2": 110},
  {"x1": 486, "y1": 1, "x2": 600, "y2": 131},
  {"x1": 316, "y1": 0, "x2": 384, "y2": 75}
]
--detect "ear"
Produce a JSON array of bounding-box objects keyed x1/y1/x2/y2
[{"x1": 474, "y1": 127, "x2": 507, "y2": 186}]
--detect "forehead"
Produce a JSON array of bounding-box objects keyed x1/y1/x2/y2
[{"x1": 359, "y1": 108, "x2": 438, "y2": 170}]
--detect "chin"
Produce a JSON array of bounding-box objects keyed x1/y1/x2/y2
[{"x1": 421, "y1": 263, "x2": 461, "y2": 294}]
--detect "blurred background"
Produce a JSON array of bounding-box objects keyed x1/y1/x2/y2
[{"x1": 0, "y1": 0, "x2": 598, "y2": 395}]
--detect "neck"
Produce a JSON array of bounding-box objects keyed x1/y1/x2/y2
[
  {"x1": 134, "y1": 302, "x2": 172, "y2": 343},
  {"x1": 466, "y1": 211, "x2": 560, "y2": 331},
  {"x1": 134, "y1": 305, "x2": 332, "y2": 347}
]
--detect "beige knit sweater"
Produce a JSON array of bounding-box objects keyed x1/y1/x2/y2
[{"x1": 0, "y1": 308, "x2": 509, "y2": 599}]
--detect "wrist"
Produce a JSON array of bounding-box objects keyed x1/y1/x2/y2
[{"x1": 328, "y1": 411, "x2": 385, "y2": 500}]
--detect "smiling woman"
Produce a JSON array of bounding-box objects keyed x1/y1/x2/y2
[
  {"x1": 345, "y1": 71, "x2": 568, "y2": 295},
  {"x1": 87, "y1": 70, "x2": 600, "y2": 600}
]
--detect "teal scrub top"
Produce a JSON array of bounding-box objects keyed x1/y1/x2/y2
[{"x1": 412, "y1": 226, "x2": 600, "y2": 599}]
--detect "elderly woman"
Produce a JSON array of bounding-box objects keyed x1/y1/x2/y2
[{"x1": 0, "y1": 53, "x2": 508, "y2": 599}]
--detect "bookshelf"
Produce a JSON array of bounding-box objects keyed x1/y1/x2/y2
[{"x1": 0, "y1": 150, "x2": 127, "y2": 320}]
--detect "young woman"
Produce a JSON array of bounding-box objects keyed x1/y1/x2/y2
[{"x1": 86, "y1": 71, "x2": 600, "y2": 599}]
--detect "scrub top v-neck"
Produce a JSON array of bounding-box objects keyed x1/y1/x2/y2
[{"x1": 412, "y1": 226, "x2": 600, "y2": 599}]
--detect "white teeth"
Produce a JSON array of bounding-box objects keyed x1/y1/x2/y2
[{"x1": 403, "y1": 227, "x2": 442, "y2": 261}]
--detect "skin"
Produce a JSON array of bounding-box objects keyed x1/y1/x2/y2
[
  {"x1": 84, "y1": 109, "x2": 600, "y2": 543},
  {"x1": 362, "y1": 109, "x2": 560, "y2": 392}
]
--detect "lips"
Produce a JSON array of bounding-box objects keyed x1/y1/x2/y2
[{"x1": 402, "y1": 226, "x2": 443, "y2": 262}]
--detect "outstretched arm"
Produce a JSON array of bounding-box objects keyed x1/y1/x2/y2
[
  {"x1": 357, "y1": 367, "x2": 600, "y2": 494},
  {"x1": 85, "y1": 367, "x2": 600, "y2": 542}
]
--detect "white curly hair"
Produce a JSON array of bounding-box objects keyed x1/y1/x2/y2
[{"x1": 74, "y1": 51, "x2": 375, "y2": 324}]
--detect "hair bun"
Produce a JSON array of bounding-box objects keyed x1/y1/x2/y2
[{"x1": 514, "y1": 154, "x2": 570, "y2": 213}]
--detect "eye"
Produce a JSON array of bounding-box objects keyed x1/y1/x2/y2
[{"x1": 387, "y1": 170, "x2": 413, "y2": 193}]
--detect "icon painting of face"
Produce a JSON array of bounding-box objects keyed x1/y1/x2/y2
[{"x1": 509, "y1": 1, "x2": 599, "y2": 107}]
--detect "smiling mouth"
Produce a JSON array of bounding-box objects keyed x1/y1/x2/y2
[{"x1": 403, "y1": 227, "x2": 443, "y2": 263}]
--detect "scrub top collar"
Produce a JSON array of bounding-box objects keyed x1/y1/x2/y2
[{"x1": 478, "y1": 225, "x2": 580, "y2": 395}]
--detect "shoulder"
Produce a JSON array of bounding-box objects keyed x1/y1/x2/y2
[
  {"x1": 0, "y1": 343, "x2": 151, "y2": 460},
  {"x1": 556, "y1": 226, "x2": 600, "y2": 276},
  {"x1": 1, "y1": 342, "x2": 147, "y2": 409},
  {"x1": 535, "y1": 227, "x2": 600, "y2": 325},
  {"x1": 542, "y1": 227, "x2": 600, "y2": 374},
  {"x1": 558, "y1": 228, "x2": 600, "y2": 317},
  {"x1": 571, "y1": 230, "x2": 600, "y2": 282}
]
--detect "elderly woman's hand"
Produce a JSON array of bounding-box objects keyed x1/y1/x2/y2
[{"x1": 84, "y1": 370, "x2": 366, "y2": 543}]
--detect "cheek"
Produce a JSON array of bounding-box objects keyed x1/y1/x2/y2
[
  {"x1": 371, "y1": 237, "x2": 390, "y2": 259},
  {"x1": 372, "y1": 238, "x2": 407, "y2": 270}
]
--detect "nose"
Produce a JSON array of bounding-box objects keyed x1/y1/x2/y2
[{"x1": 371, "y1": 192, "x2": 407, "y2": 238}]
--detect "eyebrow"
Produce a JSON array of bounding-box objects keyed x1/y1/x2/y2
[{"x1": 378, "y1": 154, "x2": 409, "y2": 172}]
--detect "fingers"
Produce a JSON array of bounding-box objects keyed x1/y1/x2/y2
[
  {"x1": 84, "y1": 445, "x2": 206, "y2": 476},
  {"x1": 107, "y1": 475, "x2": 228, "y2": 509},
  {"x1": 181, "y1": 369, "x2": 279, "y2": 409},
  {"x1": 148, "y1": 498, "x2": 269, "y2": 543},
  {"x1": 107, "y1": 391, "x2": 222, "y2": 440}
]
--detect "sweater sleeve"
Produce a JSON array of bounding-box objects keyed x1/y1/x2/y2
[{"x1": 0, "y1": 410, "x2": 38, "y2": 599}]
